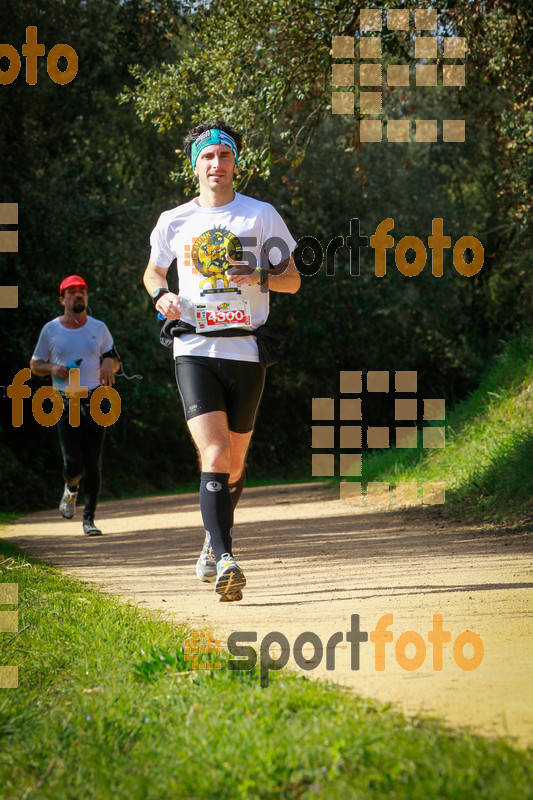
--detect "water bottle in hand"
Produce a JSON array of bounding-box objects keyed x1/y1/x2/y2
[
  {"x1": 157, "y1": 296, "x2": 192, "y2": 321},
  {"x1": 57, "y1": 358, "x2": 83, "y2": 382}
]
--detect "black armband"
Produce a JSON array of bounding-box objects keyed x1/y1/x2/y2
[{"x1": 101, "y1": 347, "x2": 119, "y2": 361}]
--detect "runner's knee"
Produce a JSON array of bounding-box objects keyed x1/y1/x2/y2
[
  {"x1": 229, "y1": 465, "x2": 245, "y2": 484},
  {"x1": 201, "y1": 443, "x2": 230, "y2": 474}
]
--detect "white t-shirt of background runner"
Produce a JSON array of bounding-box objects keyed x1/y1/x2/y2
[
  {"x1": 32, "y1": 316, "x2": 114, "y2": 393},
  {"x1": 149, "y1": 192, "x2": 297, "y2": 362}
]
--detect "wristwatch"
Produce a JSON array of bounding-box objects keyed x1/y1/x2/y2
[{"x1": 151, "y1": 287, "x2": 169, "y2": 306}]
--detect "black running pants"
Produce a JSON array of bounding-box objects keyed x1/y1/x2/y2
[{"x1": 56, "y1": 400, "x2": 106, "y2": 520}]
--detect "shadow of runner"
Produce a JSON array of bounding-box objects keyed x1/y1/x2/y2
[{"x1": 5, "y1": 481, "x2": 532, "y2": 573}]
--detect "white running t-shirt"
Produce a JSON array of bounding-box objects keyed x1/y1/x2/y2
[
  {"x1": 32, "y1": 316, "x2": 114, "y2": 392},
  {"x1": 149, "y1": 192, "x2": 297, "y2": 362}
]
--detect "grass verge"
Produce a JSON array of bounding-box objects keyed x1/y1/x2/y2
[
  {"x1": 0, "y1": 537, "x2": 532, "y2": 800},
  {"x1": 361, "y1": 334, "x2": 533, "y2": 522}
]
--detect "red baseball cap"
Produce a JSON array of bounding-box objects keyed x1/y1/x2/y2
[{"x1": 59, "y1": 275, "x2": 88, "y2": 294}]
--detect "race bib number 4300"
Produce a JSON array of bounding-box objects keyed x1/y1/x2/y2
[{"x1": 195, "y1": 299, "x2": 252, "y2": 332}]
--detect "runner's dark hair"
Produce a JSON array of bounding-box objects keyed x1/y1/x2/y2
[{"x1": 183, "y1": 121, "x2": 243, "y2": 160}]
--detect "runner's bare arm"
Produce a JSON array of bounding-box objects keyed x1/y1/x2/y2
[
  {"x1": 143, "y1": 259, "x2": 169, "y2": 296},
  {"x1": 99, "y1": 357, "x2": 120, "y2": 386},
  {"x1": 143, "y1": 259, "x2": 181, "y2": 319},
  {"x1": 266, "y1": 255, "x2": 301, "y2": 294},
  {"x1": 30, "y1": 359, "x2": 68, "y2": 379},
  {"x1": 228, "y1": 255, "x2": 301, "y2": 294}
]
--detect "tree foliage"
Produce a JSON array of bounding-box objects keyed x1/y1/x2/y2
[{"x1": 0, "y1": 0, "x2": 531, "y2": 511}]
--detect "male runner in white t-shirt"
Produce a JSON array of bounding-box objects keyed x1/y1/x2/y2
[
  {"x1": 30, "y1": 275, "x2": 120, "y2": 535},
  {"x1": 143, "y1": 120, "x2": 300, "y2": 601}
]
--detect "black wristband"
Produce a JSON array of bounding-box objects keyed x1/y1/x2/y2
[{"x1": 151, "y1": 288, "x2": 169, "y2": 306}]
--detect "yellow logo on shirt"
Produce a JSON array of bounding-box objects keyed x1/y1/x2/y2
[{"x1": 192, "y1": 227, "x2": 242, "y2": 290}]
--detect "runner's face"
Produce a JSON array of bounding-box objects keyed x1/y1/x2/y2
[
  {"x1": 62, "y1": 285, "x2": 88, "y2": 313},
  {"x1": 194, "y1": 144, "x2": 236, "y2": 190}
]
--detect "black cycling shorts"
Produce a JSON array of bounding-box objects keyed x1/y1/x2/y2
[{"x1": 175, "y1": 356, "x2": 266, "y2": 434}]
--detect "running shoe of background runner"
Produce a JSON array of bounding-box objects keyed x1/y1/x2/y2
[
  {"x1": 59, "y1": 483, "x2": 78, "y2": 519},
  {"x1": 196, "y1": 533, "x2": 217, "y2": 583},
  {"x1": 82, "y1": 519, "x2": 102, "y2": 536},
  {"x1": 215, "y1": 553, "x2": 246, "y2": 598}
]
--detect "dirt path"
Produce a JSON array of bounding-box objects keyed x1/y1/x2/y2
[{"x1": 6, "y1": 483, "x2": 533, "y2": 749}]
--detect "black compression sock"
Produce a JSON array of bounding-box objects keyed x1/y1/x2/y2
[
  {"x1": 229, "y1": 468, "x2": 246, "y2": 510},
  {"x1": 199, "y1": 472, "x2": 234, "y2": 559}
]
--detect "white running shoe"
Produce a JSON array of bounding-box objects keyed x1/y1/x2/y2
[
  {"x1": 215, "y1": 553, "x2": 246, "y2": 598},
  {"x1": 59, "y1": 483, "x2": 78, "y2": 519},
  {"x1": 196, "y1": 533, "x2": 217, "y2": 583}
]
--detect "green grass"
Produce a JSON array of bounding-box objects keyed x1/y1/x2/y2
[
  {"x1": 361, "y1": 334, "x2": 533, "y2": 521},
  {"x1": 1, "y1": 538, "x2": 532, "y2": 799}
]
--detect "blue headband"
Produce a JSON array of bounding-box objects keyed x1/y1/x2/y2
[{"x1": 190, "y1": 129, "x2": 239, "y2": 170}]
